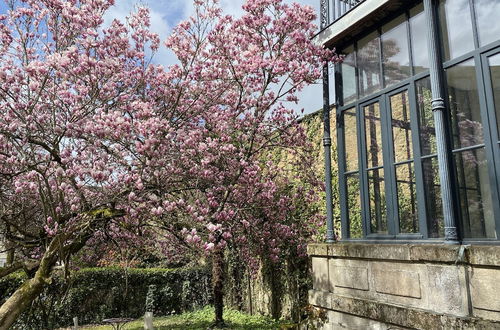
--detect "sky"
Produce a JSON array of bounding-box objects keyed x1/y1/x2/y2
[{"x1": 103, "y1": 0, "x2": 324, "y2": 115}]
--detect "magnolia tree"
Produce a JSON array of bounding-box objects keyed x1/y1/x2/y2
[
  {"x1": 0, "y1": 0, "x2": 163, "y2": 327},
  {"x1": 118, "y1": 0, "x2": 338, "y2": 324},
  {"x1": 0, "y1": 0, "x2": 338, "y2": 327}
]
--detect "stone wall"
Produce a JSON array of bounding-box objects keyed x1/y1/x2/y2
[{"x1": 308, "y1": 243, "x2": 500, "y2": 329}]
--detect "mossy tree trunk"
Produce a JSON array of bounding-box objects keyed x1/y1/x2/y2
[{"x1": 212, "y1": 249, "x2": 225, "y2": 327}]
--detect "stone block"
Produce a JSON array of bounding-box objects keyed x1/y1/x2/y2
[
  {"x1": 470, "y1": 267, "x2": 500, "y2": 319},
  {"x1": 330, "y1": 266, "x2": 369, "y2": 291},
  {"x1": 308, "y1": 243, "x2": 329, "y2": 256},
  {"x1": 309, "y1": 289, "x2": 333, "y2": 310},
  {"x1": 372, "y1": 267, "x2": 421, "y2": 299},
  {"x1": 425, "y1": 265, "x2": 468, "y2": 316},
  {"x1": 312, "y1": 257, "x2": 330, "y2": 292},
  {"x1": 328, "y1": 243, "x2": 410, "y2": 261},
  {"x1": 468, "y1": 246, "x2": 500, "y2": 267}
]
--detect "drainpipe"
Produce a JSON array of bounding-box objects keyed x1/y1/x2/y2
[
  {"x1": 323, "y1": 63, "x2": 336, "y2": 243},
  {"x1": 423, "y1": 0, "x2": 459, "y2": 244}
]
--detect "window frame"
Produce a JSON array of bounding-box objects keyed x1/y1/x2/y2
[{"x1": 335, "y1": 0, "x2": 500, "y2": 242}]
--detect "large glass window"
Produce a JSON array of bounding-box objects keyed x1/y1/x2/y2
[
  {"x1": 343, "y1": 108, "x2": 362, "y2": 238},
  {"x1": 447, "y1": 60, "x2": 496, "y2": 239},
  {"x1": 364, "y1": 102, "x2": 388, "y2": 234},
  {"x1": 358, "y1": 32, "x2": 382, "y2": 98},
  {"x1": 390, "y1": 91, "x2": 418, "y2": 233},
  {"x1": 410, "y1": 4, "x2": 429, "y2": 74},
  {"x1": 474, "y1": 0, "x2": 500, "y2": 47},
  {"x1": 336, "y1": 1, "x2": 500, "y2": 241},
  {"x1": 382, "y1": 15, "x2": 411, "y2": 87},
  {"x1": 342, "y1": 45, "x2": 357, "y2": 105},
  {"x1": 439, "y1": 0, "x2": 475, "y2": 61}
]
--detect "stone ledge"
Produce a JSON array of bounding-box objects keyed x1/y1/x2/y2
[
  {"x1": 309, "y1": 290, "x2": 500, "y2": 329},
  {"x1": 308, "y1": 243, "x2": 500, "y2": 266}
]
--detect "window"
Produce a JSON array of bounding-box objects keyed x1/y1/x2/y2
[{"x1": 336, "y1": 0, "x2": 500, "y2": 241}]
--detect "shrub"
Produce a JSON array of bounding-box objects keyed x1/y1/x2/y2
[{"x1": 0, "y1": 267, "x2": 211, "y2": 329}]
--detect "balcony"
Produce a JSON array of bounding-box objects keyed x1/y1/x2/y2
[
  {"x1": 319, "y1": 0, "x2": 366, "y2": 29},
  {"x1": 317, "y1": 0, "x2": 401, "y2": 47}
]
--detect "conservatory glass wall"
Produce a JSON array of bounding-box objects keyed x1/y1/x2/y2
[{"x1": 335, "y1": 0, "x2": 500, "y2": 241}]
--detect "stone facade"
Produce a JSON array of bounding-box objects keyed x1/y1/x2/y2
[{"x1": 308, "y1": 243, "x2": 500, "y2": 329}]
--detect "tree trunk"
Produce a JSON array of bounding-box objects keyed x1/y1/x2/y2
[
  {"x1": 0, "y1": 241, "x2": 58, "y2": 329},
  {"x1": 212, "y1": 249, "x2": 225, "y2": 327}
]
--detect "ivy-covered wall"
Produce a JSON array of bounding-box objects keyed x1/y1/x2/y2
[{"x1": 0, "y1": 267, "x2": 211, "y2": 329}]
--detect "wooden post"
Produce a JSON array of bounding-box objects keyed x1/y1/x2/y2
[{"x1": 144, "y1": 312, "x2": 153, "y2": 330}]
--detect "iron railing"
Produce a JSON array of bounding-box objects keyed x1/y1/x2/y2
[{"x1": 320, "y1": 0, "x2": 366, "y2": 29}]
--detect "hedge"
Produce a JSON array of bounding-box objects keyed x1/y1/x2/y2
[{"x1": 0, "y1": 266, "x2": 211, "y2": 329}]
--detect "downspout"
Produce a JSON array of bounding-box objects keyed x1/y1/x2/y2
[
  {"x1": 423, "y1": 0, "x2": 459, "y2": 244},
  {"x1": 323, "y1": 63, "x2": 336, "y2": 243}
]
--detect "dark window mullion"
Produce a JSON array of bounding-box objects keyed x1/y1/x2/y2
[
  {"x1": 380, "y1": 95, "x2": 397, "y2": 236},
  {"x1": 359, "y1": 102, "x2": 371, "y2": 237},
  {"x1": 468, "y1": 0, "x2": 480, "y2": 50},
  {"x1": 338, "y1": 109, "x2": 350, "y2": 239}
]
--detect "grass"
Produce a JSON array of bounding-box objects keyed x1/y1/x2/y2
[{"x1": 85, "y1": 306, "x2": 295, "y2": 329}]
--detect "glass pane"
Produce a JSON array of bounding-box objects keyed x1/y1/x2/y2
[
  {"x1": 344, "y1": 108, "x2": 359, "y2": 172},
  {"x1": 382, "y1": 14, "x2": 411, "y2": 86},
  {"x1": 447, "y1": 59, "x2": 484, "y2": 149},
  {"x1": 410, "y1": 3, "x2": 430, "y2": 74},
  {"x1": 342, "y1": 45, "x2": 357, "y2": 105},
  {"x1": 391, "y1": 90, "x2": 413, "y2": 162},
  {"x1": 346, "y1": 174, "x2": 363, "y2": 238},
  {"x1": 439, "y1": 0, "x2": 475, "y2": 61},
  {"x1": 358, "y1": 32, "x2": 382, "y2": 97},
  {"x1": 422, "y1": 157, "x2": 444, "y2": 238},
  {"x1": 364, "y1": 102, "x2": 383, "y2": 168},
  {"x1": 396, "y1": 162, "x2": 419, "y2": 234},
  {"x1": 455, "y1": 148, "x2": 496, "y2": 239},
  {"x1": 488, "y1": 53, "x2": 500, "y2": 141},
  {"x1": 474, "y1": 0, "x2": 500, "y2": 47},
  {"x1": 416, "y1": 77, "x2": 437, "y2": 155},
  {"x1": 368, "y1": 168, "x2": 387, "y2": 234}
]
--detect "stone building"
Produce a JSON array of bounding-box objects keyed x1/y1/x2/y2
[{"x1": 309, "y1": 0, "x2": 500, "y2": 328}]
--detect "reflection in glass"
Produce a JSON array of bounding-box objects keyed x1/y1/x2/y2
[
  {"x1": 416, "y1": 77, "x2": 436, "y2": 155},
  {"x1": 344, "y1": 108, "x2": 358, "y2": 172},
  {"x1": 391, "y1": 91, "x2": 413, "y2": 163},
  {"x1": 447, "y1": 60, "x2": 484, "y2": 149},
  {"x1": 439, "y1": 0, "x2": 475, "y2": 61},
  {"x1": 410, "y1": 4, "x2": 429, "y2": 74},
  {"x1": 346, "y1": 174, "x2": 363, "y2": 238},
  {"x1": 358, "y1": 32, "x2": 382, "y2": 97},
  {"x1": 382, "y1": 15, "x2": 411, "y2": 87},
  {"x1": 474, "y1": 0, "x2": 500, "y2": 47},
  {"x1": 368, "y1": 168, "x2": 387, "y2": 234},
  {"x1": 342, "y1": 45, "x2": 357, "y2": 105},
  {"x1": 455, "y1": 148, "x2": 496, "y2": 239},
  {"x1": 396, "y1": 162, "x2": 418, "y2": 233},
  {"x1": 364, "y1": 102, "x2": 383, "y2": 168},
  {"x1": 488, "y1": 53, "x2": 500, "y2": 141},
  {"x1": 422, "y1": 157, "x2": 444, "y2": 238}
]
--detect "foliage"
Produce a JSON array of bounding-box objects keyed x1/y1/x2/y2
[
  {"x1": 87, "y1": 306, "x2": 288, "y2": 330},
  {"x1": 0, "y1": 267, "x2": 211, "y2": 330}
]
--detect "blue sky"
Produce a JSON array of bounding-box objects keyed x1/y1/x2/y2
[{"x1": 1, "y1": 0, "x2": 325, "y2": 114}]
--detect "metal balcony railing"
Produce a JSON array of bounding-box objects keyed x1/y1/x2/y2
[{"x1": 319, "y1": 0, "x2": 366, "y2": 30}]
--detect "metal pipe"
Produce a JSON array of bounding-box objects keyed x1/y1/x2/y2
[
  {"x1": 423, "y1": 0, "x2": 459, "y2": 244},
  {"x1": 323, "y1": 63, "x2": 336, "y2": 243}
]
